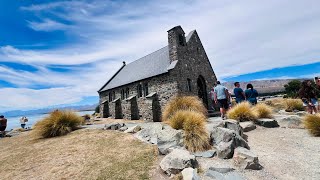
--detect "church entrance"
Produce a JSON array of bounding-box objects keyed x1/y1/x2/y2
[{"x1": 197, "y1": 75, "x2": 208, "y2": 108}]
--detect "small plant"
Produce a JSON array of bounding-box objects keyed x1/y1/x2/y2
[
  {"x1": 253, "y1": 103, "x2": 273, "y2": 119},
  {"x1": 162, "y1": 96, "x2": 207, "y2": 121},
  {"x1": 33, "y1": 110, "x2": 84, "y2": 138},
  {"x1": 227, "y1": 102, "x2": 257, "y2": 122},
  {"x1": 284, "y1": 99, "x2": 304, "y2": 112},
  {"x1": 169, "y1": 110, "x2": 210, "y2": 152},
  {"x1": 303, "y1": 114, "x2": 320, "y2": 136}
]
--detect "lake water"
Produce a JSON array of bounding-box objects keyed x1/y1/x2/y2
[{"x1": 5, "y1": 110, "x2": 95, "y2": 130}]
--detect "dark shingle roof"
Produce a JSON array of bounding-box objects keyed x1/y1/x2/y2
[{"x1": 99, "y1": 46, "x2": 174, "y2": 92}]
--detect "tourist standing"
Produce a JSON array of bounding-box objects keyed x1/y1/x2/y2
[
  {"x1": 213, "y1": 81, "x2": 229, "y2": 119},
  {"x1": 233, "y1": 82, "x2": 246, "y2": 104},
  {"x1": 299, "y1": 80, "x2": 318, "y2": 114},
  {"x1": 245, "y1": 84, "x2": 259, "y2": 105},
  {"x1": 0, "y1": 115, "x2": 7, "y2": 137},
  {"x1": 20, "y1": 116, "x2": 28, "y2": 129},
  {"x1": 315, "y1": 77, "x2": 320, "y2": 111}
]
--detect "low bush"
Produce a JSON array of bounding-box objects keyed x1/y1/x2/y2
[
  {"x1": 227, "y1": 102, "x2": 257, "y2": 122},
  {"x1": 303, "y1": 114, "x2": 320, "y2": 136},
  {"x1": 253, "y1": 103, "x2": 273, "y2": 119},
  {"x1": 33, "y1": 110, "x2": 84, "y2": 138},
  {"x1": 162, "y1": 96, "x2": 207, "y2": 121},
  {"x1": 169, "y1": 110, "x2": 210, "y2": 152},
  {"x1": 284, "y1": 99, "x2": 304, "y2": 112},
  {"x1": 263, "y1": 98, "x2": 286, "y2": 112}
]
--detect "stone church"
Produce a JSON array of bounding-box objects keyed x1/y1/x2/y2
[{"x1": 98, "y1": 26, "x2": 217, "y2": 121}]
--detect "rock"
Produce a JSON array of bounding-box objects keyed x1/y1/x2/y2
[
  {"x1": 276, "y1": 115, "x2": 303, "y2": 129},
  {"x1": 181, "y1": 168, "x2": 200, "y2": 180},
  {"x1": 206, "y1": 119, "x2": 225, "y2": 133},
  {"x1": 211, "y1": 127, "x2": 249, "y2": 159},
  {"x1": 124, "y1": 125, "x2": 141, "y2": 133},
  {"x1": 240, "y1": 121, "x2": 256, "y2": 132},
  {"x1": 208, "y1": 167, "x2": 235, "y2": 173},
  {"x1": 157, "y1": 127, "x2": 184, "y2": 155},
  {"x1": 295, "y1": 111, "x2": 308, "y2": 117},
  {"x1": 256, "y1": 119, "x2": 279, "y2": 128},
  {"x1": 224, "y1": 119, "x2": 243, "y2": 136},
  {"x1": 134, "y1": 123, "x2": 163, "y2": 143},
  {"x1": 160, "y1": 149, "x2": 196, "y2": 176},
  {"x1": 194, "y1": 150, "x2": 216, "y2": 158},
  {"x1": 104, "y1": 123, "x2": 124, "y2": 130},
  {"x1": 118, "y1": 126, "x2": 128, "y2": 131},
  {"x1": 233, "y1": 147, "x2": 262, "y2": 170},
  {"x1": 204, "y1": 168, "x2": 244, "y2": 180}
]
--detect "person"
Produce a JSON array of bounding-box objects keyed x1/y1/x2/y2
[
  {"x1": 245, "y1": 84, "x2": 259, "y2": 105},
  {"x1": 299, "y1": 80, "x2": 318, "y2": 114},
  {"x1": 315, "y1": 77, "x2": 320, "y2": 111},
  {"x1": 20, "y1": 116, "x2": 28, "y2": 129},
  {"x1": 233, "y1": 82, "x2": 246, "y2": 103},
  {"x1": 0, "y1": 115, "x2": 8, "y2": 137},
  {"x1": 213, "y1": 81, "x2": 229, "y2": 119}
]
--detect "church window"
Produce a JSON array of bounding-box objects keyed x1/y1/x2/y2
[
  {"x1": 121, "y1": 89, "x2": 125, "y2": 100},
  {"x1": 178, "y1": 34, "x2": 185, "y2": 46},
  {"x1": 108, "y1": 92, "x2": 112, "y2": 102},
  {"x1": 143, "y1": 83, "x2": 149, "y2": 97},
  {"x1": 137, "y1": 84, "x2": 142, "y2": 98},
  {"x1": 125, "y1": 88, "x2": 129, "y2": 99}
]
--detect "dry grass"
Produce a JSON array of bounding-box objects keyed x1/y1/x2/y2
[
  {"x1": 227, "y1": 102, "x2": 257, "y2": 122},
  {"x1": 162, "y1": 96, "x2": 207, "y2": 121},
  {"x1": 284, "y1": 99, "x2": 304, "y2": 112},
  {"x1": 264, "y1": 98, "x2": 286, "y2": 112},
  {"x1": 0, "y1": 129, "x2": 157, "y2": 180},
  {"x1": 303, "y1": 114, "x2": 320, "y2": 136},
  {"x1": 253, "y1": 103, "x2": 274, "y2": 119},
  {"x1": 169, "y1": 110, "x2": 210, "y2": 152},
  {"x1": 33, "y1": 110, "x2": 84, "y2": 138}
]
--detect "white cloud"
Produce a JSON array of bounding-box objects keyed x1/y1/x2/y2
[{"x1": 0, "y1": 0, "x2": 320, "y2": 111}]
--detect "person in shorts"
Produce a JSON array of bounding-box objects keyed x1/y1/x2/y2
[
  {"x1": 233, "y1": 82, "x2": 246, "y2": 103},
  {"x1": 299, "y1": 80, "x2": 318, "y2": 114},
  {"x1": 213, "y1": 81, "x2": 229, "y2": 119}
]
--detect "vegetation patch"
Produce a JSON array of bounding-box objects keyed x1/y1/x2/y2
[
  {"x1": 33, "y1": 110, "x2": 84, "y2": 138},
  {"x1": 253, "y1": 103, "x2": 274, "y2": 119},
  {"x1": 284, "y1": 99, "x2": 304, "y2": 112},
  {"x1": 227, "y1": 102, "x2": 257, "y2": 122},
  {"x1": 303, "y1": 114, "x2": 320, "y2": 137}
]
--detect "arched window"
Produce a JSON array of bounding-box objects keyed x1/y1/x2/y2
[
  {"x1": 113, "y1": 91, "x2": 115, "y2": 100},
  {"x1": 187, "y1": 78, "x2": 192, "y2": 92},
  {"x1": 137, "y1": 84, "x2": 142, "y2": 98},
  {"x1": 125, "y1": 88, "x2": 129, "y2": 99},
  {"x1": 143, "y1": 83, "x2": 149, "y2": 97},
  {"x1": 178, "y1": 34, "x2": 185, "y2": 46},
  {"x1": 121, "y1": 89, "x2": 125, "y2": 100},
  {"x1": 108, "y1": 92, "x2": 112, "y2": 102}
]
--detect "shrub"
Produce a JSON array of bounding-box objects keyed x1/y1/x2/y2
[
  {"x1": 33, "y1": 110, "x2": 84, "y2": 138},
  {"x1": 253, "y1": 103, "x2": 273, "y2": 119},
  {"x1": 284, "y1": 99, "x2": 304, "y2": 112},
  {"x1": 227, "y1": 102, "x2": 257, "y2": 122},
  {"x1": 162, "y1": 96, "x2": 207, "y2": 121},
  {"x1": 303, "y1": 114, "x2": 320, "y2": 136},
  {"x1": 263, "y1": 98, "x2": 286, "y2": 111},
  {"x1": 169, "y1": 110, "x2": 210, "y2": 152}
]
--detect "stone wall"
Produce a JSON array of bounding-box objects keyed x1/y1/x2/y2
[{"x1": 99, "y1": 73, "x2": 178, "y2": 121}]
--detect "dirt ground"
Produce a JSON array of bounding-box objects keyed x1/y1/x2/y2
[{"x1": 0, "y1": 129, "x2": 157, "y2": 180}]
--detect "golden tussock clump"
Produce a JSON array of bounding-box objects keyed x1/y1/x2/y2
[
  {"x1": 303, "y1": 114, "x2": 320, "y2": 136},
  {"x1": 227, "y1": 101, "x2": 257, "y2": 122},
  {"x1": 33, "y1": 110, "x2": 84, "y2": 138},
  {"x1": 284, "y1": 99, "x2": 304, "y2": 112},
  {"x1": 169, "y1": 110, "x2": 210, "y2": 152},
  {"x1": 162, "y1": 96, "x2": 207, "y2": 122},
  {"x1": 252, "y1": 103, "x2": 274, "y2": 119}
]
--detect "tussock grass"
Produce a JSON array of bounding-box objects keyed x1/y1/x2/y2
[
  {"x1": 264, "y1": 98, "x2": 286, "y2": 111},
  {"x1": 33, "y1": 110, "x2": 84, "y2": 138},
  {"x1": 253, "y1": 103, "x2": 274, "y2": 119},
  {"x1": 162, "y1": 96, "x2": 207, "y2": 121},
  {"x1": 227, "y1": 102, "x2": 257, "y2": 122},
  {"x1": 285, "y1": 99, "x2": 304, "y2": 112},
  {"x1": 303, "y1": 114, "x2": 320, "y2": 136}
]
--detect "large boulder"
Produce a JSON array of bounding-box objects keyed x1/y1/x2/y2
[
  {"x1": 181, "y1": 168, "x2": 200, "y2": 180},
  {"x1": 193, "y1": 150, "x2": 216, "y2": 158},
  {"x1": 204, "y1": 167, "x2": 244, "y2": 180},
  {"x1": 233, "y1": 147, "x2": 262, "y2": 170},
  {"x1": 134, "y1": 123, "x2": 163, "y2": 144},
  {"x1": 240, "y1": 121, "x2": 256, "y2": 132},
  {"x1": 210, "y1": 127, "x2": 249, "y2": 159},
  {"x1": 104, "y1": 123, "x2": 124, "y2": 130},
  {"x1": 276, "y1": 115, "x2": 303, "y2": 129},
  {"x1": 224, "y1": 119, "x2": 243, "y2": 137},
  {"x1": 256, "y1": 119, "x2": 279, "y2": 128},
  {"x1": 124, "y1": 125, "x2": 141, "y2": 133},
  {"x1": 160, "y1": 149, "x2": 197, "y2": 176}
]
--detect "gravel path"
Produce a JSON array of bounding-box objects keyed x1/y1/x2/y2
[{"x1": 243, "y1": 126, "x2": 320, "y2": 180}]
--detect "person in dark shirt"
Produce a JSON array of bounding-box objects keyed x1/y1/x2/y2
[
  {"x1": 233, "y1": 82, "x2": 246, "y2": 103},
  {"x1": 0, "y1": 115, "x2": 7, "y2": 137},
  {"x1": 299, "y1": 80, "x2": 318, "y2": 114},
  {"x1": 245, "y1": 84, "x2": 259, "y2": 105}
]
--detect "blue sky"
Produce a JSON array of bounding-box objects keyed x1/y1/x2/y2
[{"x1": 0, "y1": 0, "x2": 319, "y2": 112}]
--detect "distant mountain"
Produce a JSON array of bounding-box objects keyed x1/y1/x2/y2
[
  {"x1": 222, "y1": 79, "x2": 305, "y2": 95},
  {"x1": 1, "y1": 104, "x2": 97, "y2": 117}
]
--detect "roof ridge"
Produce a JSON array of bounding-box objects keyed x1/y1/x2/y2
[{"x1": 126, "y1": 46, "x2": 168, "y2": 66}]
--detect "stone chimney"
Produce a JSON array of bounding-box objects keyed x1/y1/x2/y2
[{"x1": 167, "y1": 26, "x2": 186, "y2": 63}]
